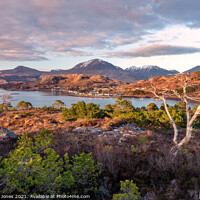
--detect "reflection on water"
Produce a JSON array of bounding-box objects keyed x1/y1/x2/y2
[{"x1": 0, "y1": 89, "x2": 196, "y2": 108}]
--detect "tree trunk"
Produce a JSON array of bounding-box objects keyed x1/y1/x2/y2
[
  {"x1": 176, "y1": 105, "x2": 200, "y2": 148},
  {"x1": 163, "y1": 99, "x2": 178, "y2": 145}
]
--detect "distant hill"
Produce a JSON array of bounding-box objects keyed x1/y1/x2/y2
[
  {"x1": 125, "y1": 65, "x2": 179, "y2": 79},
  {"x1": 0, "y1": 66, "x2": 46, "y2": 83},
  {"x1": 0, "y1": 59, "x2": 180, "y2": 84},
  {"x1": 184, "y1": 66, "x2": 200, "y2": 73},
  {"x1": 0, "y1": 66, "x2": 44, "y2": 76}
]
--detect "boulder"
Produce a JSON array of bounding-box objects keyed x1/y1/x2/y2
[
  {"x1": 139, "y1": 192, "x2": 157, "y2": 200},
  {"x1": 73, "y1": 127, "x2": 103, "y2": 135},
  {"x1": 87, "y1": 127, "x2": 102, "y2": 135},
  {"x1": 118, "y1": 137, "x2": 127, "y2": 145},
  {"x1": 0, "y1": 128, "x2": 17, "y2": 142},
  {"x1": 123, "y1": 133, "x2": 137, "y2": 138},
  {"x1": 73, "y1": 127, "x2": 86, "y2": 134}
]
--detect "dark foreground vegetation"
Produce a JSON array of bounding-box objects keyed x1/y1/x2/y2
[{"x1": 0, "y1": 97, "x2": 200, "y2": 199}]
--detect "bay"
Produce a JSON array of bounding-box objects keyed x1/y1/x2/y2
[{"x1": 0, "y1": 89, "x2": 196, "y2": 108}]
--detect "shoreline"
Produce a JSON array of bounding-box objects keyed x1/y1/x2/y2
[
  {"x1": 1, "y1": 87, "x2": 200, "y2": 103},
  {"x1": 0, "y1": 88, "x2": 115, "y2": 99}
]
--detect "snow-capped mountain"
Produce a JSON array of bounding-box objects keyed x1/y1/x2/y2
[
  {"x1": 74, "y1": 59, "x2": 107, "y2": 68},
  {"x1": 49, "y1": 59, "x2": 179, "y2": 82},
  {"x1": 64, "y1": 59, "x2": 140, "y2": 82},
  {"x1": 125, "y1": 65, "x2": 179, "y2": 79},
  {"x1": 73, "y1": 59, "x2": 121, "y2": 70}
]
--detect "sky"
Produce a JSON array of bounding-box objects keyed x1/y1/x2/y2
[{"x1": 0, "y1": 0, "x2": 200, "y2": 72}]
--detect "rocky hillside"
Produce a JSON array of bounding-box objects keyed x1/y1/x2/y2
[
  {"x1": 2, "y1": 74, "x2": 126, "y2": 92},
  {"x1": 122, "y1": 70, "x2": 200, "y2": 99},
  {"x1": 39, "y1": 74, "x2": 124, "y2": 87}
]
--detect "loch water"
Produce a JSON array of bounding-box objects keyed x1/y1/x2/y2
[{"x1": 0, "y1": 89, "x2": 196, "y2": 108}]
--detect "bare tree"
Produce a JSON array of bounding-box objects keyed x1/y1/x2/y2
[
  {"x1": 143, "y1": 73, "x2": 200, "y2": 153},
  {"x1": 0, "y1": 94, "x2": 12, "y2": 111}
]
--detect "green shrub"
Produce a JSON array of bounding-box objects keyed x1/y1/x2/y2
[
  {"x1": 71, "y1": 152, "x2": 102, "y2": 194},
  {"x1": 0, "y1": 128, "x2": 102, "y2": 195},
  {"x1": 138, "y1": 135, "x2": 148, "y2": 145},
  {"x1": 0, "y1": 102, "x2": 13, "y2": 111},
  {"x1": 146, "y1": 103, "x2": 158, "y2": 111},
  {"x1": 62, "y1": 101, "x2": 107, "y2": 121},
  {"x1": 112, "y1": 180, "x2": 140, "y2": 200},
  {"x1": 16, "y1": 101, "x2": 33, "y2": 110},
  {"x1": 51, "y1": 100, "x2": 66, "y2": 109}
]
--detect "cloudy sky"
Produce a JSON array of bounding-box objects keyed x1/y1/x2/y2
[{"x1": 0, "y1": 0, "x2": 200, "y2": 72}]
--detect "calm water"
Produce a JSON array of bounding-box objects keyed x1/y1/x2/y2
[{"x1": 0, "y1": 89, "x2": 196, "y2": 108}]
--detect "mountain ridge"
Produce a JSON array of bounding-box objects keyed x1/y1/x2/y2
[
  {"x1": 58, "y1": 59, "x2": 141, "y2": 82},
  {"x1": 184, "y1": 66, "x2": 200, "y2": 73},
  {"x1": 0, "y1": 65, "x2": 45, "y2": 76},
  {"x1": 0, "y1": 66, "x2": 45, "y2": 83},
  {"x1": 125, "y1": 65, "x2": 179, "y2": 78},
  {"x1": 1, "y1": 58, "x2": 200, "y2": 84}
]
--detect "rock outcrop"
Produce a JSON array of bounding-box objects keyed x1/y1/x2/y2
[{"x1": 0, "y1": 128, "x2": 17, "y2": 142}]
